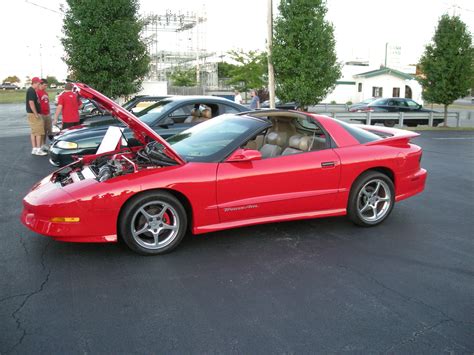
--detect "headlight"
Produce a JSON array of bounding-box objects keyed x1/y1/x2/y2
[{"x1": 56, "y1": 141, "x2": 78, "y2": 149}]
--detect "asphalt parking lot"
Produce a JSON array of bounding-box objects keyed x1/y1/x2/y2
[{"x1": 0, "y1": 113, "x2": 473, "y2": 353}]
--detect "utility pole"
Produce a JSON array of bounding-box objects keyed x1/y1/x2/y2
[
  {"x1": 40, "y1": 44, "x2": 43, "y2": 78},
  {"x1": 267, "y1": 0, "x2": 276, "y2": 109}
]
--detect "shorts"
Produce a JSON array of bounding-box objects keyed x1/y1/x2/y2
[
  {"x1": 27, "y1": 113, "x2": 45, "y2": 135},
  {"x1": 41, "y1": 114, "x2": 52, "y2": 136}
]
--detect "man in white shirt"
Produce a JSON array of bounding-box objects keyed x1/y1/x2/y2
[{"x1": 234, "y1": 90, "x2": 243, "y2": 104}]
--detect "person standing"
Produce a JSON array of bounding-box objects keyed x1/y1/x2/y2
[
  {"x1": 26, "y1": 77, "x2": 47, "y2": 156},
  {"x1": 36, "y1": 79, "x2": 52, "y2": 151},
  {"x1": 249, "y1": 89, "x2": 260, "y2": 109},
  {"x1": 234, "y1": 90, "x2": 243, "y2": 104},
  {"x1": 53, "y1": 83, "x2": 82, "y2": 129}
]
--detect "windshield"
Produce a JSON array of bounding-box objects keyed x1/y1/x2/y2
[
  {"x1": 166, "y1": 115, "x2": 266, "y2": 162},
  {"x1": 138, "y1": 100, "x2": 175, "y2": 125}
]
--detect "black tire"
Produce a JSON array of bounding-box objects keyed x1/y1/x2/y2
[
  {"x1": 383, "y1": 120, "x2": 396, "y2": 127},
  {"x1": 119, "y1": 191, "x2": 187, "y2": 255},
  {"x1": 347, "y1": 171, "x2": 395, "y2": 227}
]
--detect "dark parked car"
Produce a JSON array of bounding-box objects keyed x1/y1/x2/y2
[
  {"x1": 351, "y1": 98, "x2": 442, "y2": 127},
  {"x1": 0, "y1": 82, "x2": 20, "y2": 90},
  {"x1": 261, "y1": 99, "x2": 300, "y2": 110},
  {"x1": 49, "y1": 96, "x2": 247, "y2": 166},
  {"x1": 347, "y1": 98, "x2": 377, "y2": 112}
]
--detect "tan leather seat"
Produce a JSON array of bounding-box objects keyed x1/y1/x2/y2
[
  {"x1": 301, "y1": 136, "x2": 327, "y2": 151},
  {"x1": 281, "y1": 135, "x2": 303, "y2": 155},
  {"x1": 260, "y1": 131, "x2": 288, "y2": 158},
  {"x1": 185, "y1": 108, "x2": 200, "y2": 123}
]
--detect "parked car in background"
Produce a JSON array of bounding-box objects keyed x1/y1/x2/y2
[
  {"x1": 261, "y1": 98, "x2": 300, "y2": 110},
  {"x1": 0, "y1": 82, "x2": 20, "y2": 90},
  {"x1": 23, "y1": 83, "x2": 427, "y2": 255},
  {"x1": 347, "y1": 98, "x2": 377, "y2": 112},
  {"x1": 351, "y1": 98, "x2": 442, "y2": 127},
  {"x1": 49, "y1": 95, "x2": 248, "y2": 166}
]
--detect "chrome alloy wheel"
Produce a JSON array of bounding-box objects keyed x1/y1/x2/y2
[
  {"x1": 357, "y1": 179, "x2": 392, "y2": 223},
  {"x1": 131, "y1": 200, "x2": 179, "y2": 250}
]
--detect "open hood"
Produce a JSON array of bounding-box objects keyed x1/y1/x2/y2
[{"x1": 74, "y1": 83, "x2": 185, "y2": 165}]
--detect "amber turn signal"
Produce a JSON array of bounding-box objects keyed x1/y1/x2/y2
[{"x1": 50, "y1": 217, "x2": 80, "y2": 223}]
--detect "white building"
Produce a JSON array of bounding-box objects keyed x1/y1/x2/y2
[{"x1": 324, "y1": 66, "x2": 423, "y2": 104}]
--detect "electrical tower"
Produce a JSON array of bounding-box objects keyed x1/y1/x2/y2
[{"x1": 143, "y1": 9, "x2": 216, "y2": 87}]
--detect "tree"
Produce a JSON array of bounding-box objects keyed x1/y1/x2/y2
[
  {"x1": 217, "y1": 62, "x2": 238, "y2": 79},
  {"x1": 2, "y1": 76, "x2": 20, "y2": 84},
  {"x1": 272, "y1": 0, "x2": 341, "y2": 107},
  {"x1": 226, "y1": 50, "x2": 268, "y2": 92},
  {"x1": 62, "y1": 0, "x2": 150, "y2": 98},
  {"x1": 45, "y1": 76, "x2": 59, "y2": 85},
  {"x1": 418, "y1": 14, "x2": 473, "y2": 126},
  {"x1": 169, "y1": 68, "x2": 197, "y2": 87}
]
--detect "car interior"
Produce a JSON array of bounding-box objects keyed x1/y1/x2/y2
[
  {"x1": 184, "y1": 104, "x2": 213, "y2": 123},
  {"x1": 243, "y1": 111, "x2": 329, "y2": 159}
]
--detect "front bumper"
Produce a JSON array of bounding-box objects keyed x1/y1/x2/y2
[{"x1": 21, "y1": 174, "x2": 119, "y2": 243}]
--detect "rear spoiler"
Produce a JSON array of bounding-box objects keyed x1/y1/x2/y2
[{"x1": 355, "y1": 125, "x2": 420, "y2": 146}]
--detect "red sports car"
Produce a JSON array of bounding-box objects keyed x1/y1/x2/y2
[{"x1": 21, "y1": 83, "x2": 427, "y2": 255}]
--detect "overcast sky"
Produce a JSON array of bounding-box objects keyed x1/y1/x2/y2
[{"x1": 1, "y1": 0, "x2": 472, "y2": 83}]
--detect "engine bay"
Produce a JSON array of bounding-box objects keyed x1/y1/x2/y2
[{"x1": 53, "y1": 142, "x2": 179, "y2": 186}]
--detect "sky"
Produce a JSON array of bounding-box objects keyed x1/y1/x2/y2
[{"x1": 1, "y1": 0, "x2": 473, "y2": 83}]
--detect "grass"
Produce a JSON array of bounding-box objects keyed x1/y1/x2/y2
[
  {"x1": 406, "y1": 126, "x2": 474, "y2": 131},
  {"x1": 0, "y1": 89, "x2": 27, "y2": 104}
]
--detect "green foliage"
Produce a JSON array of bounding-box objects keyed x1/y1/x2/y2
[
  {"x1": 45, "y1": 76, "x2": 59, "y2": 85},
  {"x1": 2, "y1": 76, "x2": 20, "y2": 84},
  {"x1": 272, "y1": 0, "x2": 341, "y2": 107},
  {"x1": 169, "y1": 68, "x2": 197, "y2": 87},
  {"x1": 226, "y1": 50, "x2": 268, "y2": 91},
  {"x1": 418, "y1": 14, "x2": 473, "y2": 124},
  {"x1": 62, "y1": 0, "x2": 150, "y2": 98},
  {"x1": 330, "y1": 100, "x2": 337, "y2": 104},
  {"x1": 217, "y1": 62, "x2": 238, "y2": 79}
]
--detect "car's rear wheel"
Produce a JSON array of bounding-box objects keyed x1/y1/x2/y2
[
  {"x1": 347, "y1": 171, "x2": 395, "y2": 227},
  {"x1": 119, "y1": 191, "x2": 187, "y2": 255},
  {"x1": 383, "y1": 120, "x2": 396, "y2": 127}
]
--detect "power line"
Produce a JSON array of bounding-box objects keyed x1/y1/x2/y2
[{"x1": 24, "y1": 0, "x2": 63, "y2": 15}]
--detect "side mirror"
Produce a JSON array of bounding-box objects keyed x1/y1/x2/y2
[{"x1": 227, "y1": 148, "x2": 262, "y2": 162}]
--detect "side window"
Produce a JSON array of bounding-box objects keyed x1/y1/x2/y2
[
  {"x1": 396, "y1": 99, "x2": 408, "y2": 107},
  {"x1": 406, "y1": 100, "x2": 419, "y2": 108},
  {"x1": 131, "y1": 100, "x2": 159, "y2": 113},
  {"x1": 168, "y1": 104, "x2": 194, "y2": 123},
  {"x1": 221, "y1": 104, "x2": 240, "y2": 114}
]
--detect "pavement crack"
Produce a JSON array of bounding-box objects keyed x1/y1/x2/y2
[
  {"x1": 6, "y1": 241, "x2": 52, "y2": 354},
  {"x1": 384, "y1": 319, "x2": 455, "y2": 353}
]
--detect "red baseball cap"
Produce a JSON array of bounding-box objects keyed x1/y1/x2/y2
[{"x1": 31, "y1": 77, "x2": 41, "y2": 83}]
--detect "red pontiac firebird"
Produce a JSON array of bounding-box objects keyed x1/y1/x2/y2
[{"x1": 21, "y1": 83, "x2": 427, "y2": 255}]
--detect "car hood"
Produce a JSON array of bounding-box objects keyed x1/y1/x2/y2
[{"x1": 75, "y1": 83, "x2": 185, "y2": 165}]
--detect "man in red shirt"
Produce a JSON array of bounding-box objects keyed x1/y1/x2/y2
[
  {"x1": 36, "y1": 78, "x2": 51, "y2": 151},
  {"x1": 53, "y1": 83, "x2": 82, "y2": 129}
]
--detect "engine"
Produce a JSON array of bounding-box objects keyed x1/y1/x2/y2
[{"x1": 54, "y1": 142, "x2": 176, "y2": 186}]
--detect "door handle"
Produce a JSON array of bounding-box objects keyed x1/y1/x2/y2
[{"x1": 321, "y1": 161, "x2": 336, "y2": 168}]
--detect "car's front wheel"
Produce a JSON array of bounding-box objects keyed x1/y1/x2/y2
[
  {"x1": 347, "y1": 171, "x2": 395, "y2": 227},
  {"x1": 119, "y1": 191, "x2": 187, "y2": 255}
]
